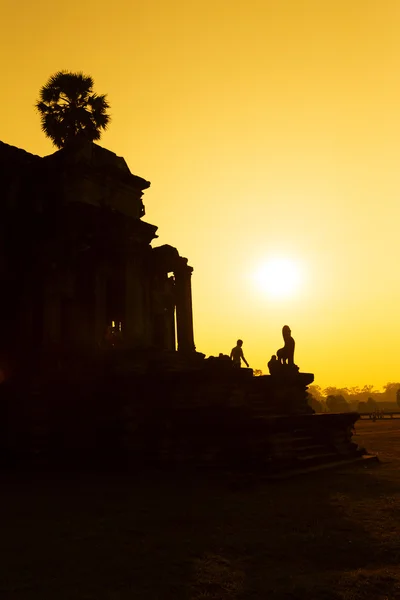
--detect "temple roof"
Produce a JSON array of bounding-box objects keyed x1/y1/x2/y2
[
  {"x1": 0, "y1": 141, "x2": 41, "y2": 166},
  {"x1": 0, "y1": 139, "x2": 150, "y2": 191}
]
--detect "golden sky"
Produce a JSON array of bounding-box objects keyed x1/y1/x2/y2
[{"x1": 2, "y1": 0, "x2": 400, "y2": 388}]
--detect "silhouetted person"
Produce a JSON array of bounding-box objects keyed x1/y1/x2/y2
[
  {"x1": 105, "y1": 325, "x2": 115, "y2": 347},
  {"x1": 268, "y1": 354, "x2": 280, "y2": 375},
  {"x1": 230, "y1": 339, "x2": 249, "y2": 368},
  {"x1": 105, "y1": 324, "x2": 122, "y2": 348},
  {"x1": 277, "y1": 325, "x2": 295, "y2": 366}
]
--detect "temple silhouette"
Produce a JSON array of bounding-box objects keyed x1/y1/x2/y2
[
  {"x1": 0, "y1": 140, "x2": 197, "y2": 367},
  {"x1": 0, "y1": 140, "x2": 374, "y2": 473}
]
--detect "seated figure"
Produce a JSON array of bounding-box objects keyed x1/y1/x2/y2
[
  {"x1": 267, "y1": 354, "x2": 280, "y2": 375},
  {"x1": 277, "y1": 325, "x2": 295, "y2": 366}
]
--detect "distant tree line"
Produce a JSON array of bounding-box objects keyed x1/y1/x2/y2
[
  {"x1": 307, "y1": 383, "x2": 400, "y2": 413},
  {"x1": 251, "y1": 372, "x2": 400, "y2": 413}
]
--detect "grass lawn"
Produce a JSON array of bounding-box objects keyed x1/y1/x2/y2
[{"x1": 1, "y1": 419, "x2": 400, "y2": 599}]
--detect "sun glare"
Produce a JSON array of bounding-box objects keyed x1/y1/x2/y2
[{"x1": 253, "y1": 257, "x2": 302, "y2": 299}]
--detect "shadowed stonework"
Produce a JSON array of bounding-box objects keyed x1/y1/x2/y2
[
  {"x1": 0, "y1": 140, "x2": 370, "y2": 473},
  {"x1": 0, "y1": 139, "x2": 197, "y2": 372}
]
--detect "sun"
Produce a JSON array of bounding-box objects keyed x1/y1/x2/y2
[{"x1": 253, "y1": 257, "x2": 302, "y2": 299}]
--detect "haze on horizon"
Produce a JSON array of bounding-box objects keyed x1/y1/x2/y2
[{"x1": 1, "y1": 0, "x2": 400, "y2": 389}]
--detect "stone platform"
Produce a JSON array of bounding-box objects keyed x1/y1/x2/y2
[{"x1": 0, "y1": 352, "x2": 369, "y2": 473}]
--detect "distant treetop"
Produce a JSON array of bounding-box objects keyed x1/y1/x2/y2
[{"x1": 36, "y1": 71, "x2": 111, "y2": 149}]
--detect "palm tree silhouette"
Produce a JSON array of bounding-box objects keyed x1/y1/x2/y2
[{"x1": 36, "y1": 71, "x2": 111, "y2": 149}]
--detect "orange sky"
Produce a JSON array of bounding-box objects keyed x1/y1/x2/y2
[{"x1": 2, "y1": 0, "x2": 400, "y2": 388}]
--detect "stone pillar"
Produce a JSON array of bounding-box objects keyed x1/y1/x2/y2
[
  {"x1": 71, "y1": 261, "x2": 97, "y2": 350},
  {"x1": 124, "y1": 255, "x2": 146, "y2": 347},
  {"x1": 164, "y1": 277, "x2": 176, "y2": 351},
  {"x1": 21, "y1": 268, "x2": 44, "y2": 351},
  {"x1": 174, "y1": 258, "x2": 195, "y2": 353},
  {"x1": 94, "y1": 261, "x2": 107, "y2": 347},
  {"x1": 42, "y1": 275, "x2": 61, "y2": 347},
  {"x1": 141, "y1": 274, "x2": 153, "y2": 348},
  {"x1": 149, "y1": 274, "x2": 177, "y2": 351}
]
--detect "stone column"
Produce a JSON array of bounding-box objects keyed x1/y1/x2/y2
[
  {"x1": 71, "y1": 260, "x2": 97, "y2": 350},
  {"x1": 42, "y1": 275, "x2": 61, "y2": 347},
  {"x1": 94, "y1": 261, "x2": 107, "y2": 347},
  {"x1": 174, "y1": 258, "x2": 195, "y2": 353},
  {"x1": 124, "y1": 255, "x2": 146, "y2": 347},
  {"x1": 164, "y1": 276, "x2": 176, "y2": 351}
]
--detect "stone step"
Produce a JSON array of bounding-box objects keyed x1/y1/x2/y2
[
  {"x1": 266, "y1": 454, "x2": 378, "y2": 480},
  {"x1": 297, "y1": 451, "x2": 342, "y2": 462}
]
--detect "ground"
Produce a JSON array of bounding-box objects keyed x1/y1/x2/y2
[{"x1": 1, "y1": 419, "x2": 400, "y2": 599}]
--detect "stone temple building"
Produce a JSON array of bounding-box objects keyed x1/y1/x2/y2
[
  {"x1": 0, "y1": 140, "x2": 196, "y2": 372},
  {"x1": 0, "y1": 141, "x2": 369, "y2": 475}
]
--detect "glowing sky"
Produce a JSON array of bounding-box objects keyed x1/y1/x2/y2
[{"x1": 2, "y1": 0, "x2": 400, "y2": 388}]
